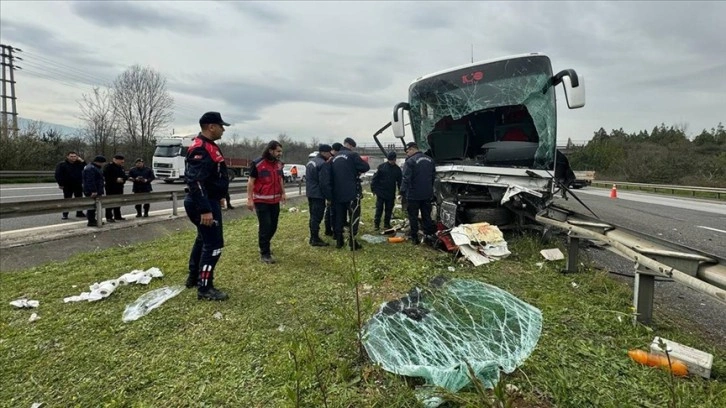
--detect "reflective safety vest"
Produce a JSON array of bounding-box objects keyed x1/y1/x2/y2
[{"x1": 252, "y1": 158, "x2": 284, "y2": 204}]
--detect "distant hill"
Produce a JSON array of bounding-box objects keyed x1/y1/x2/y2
[{"x1": 18, "y1": 117, "x2": 81, "y2": 138}]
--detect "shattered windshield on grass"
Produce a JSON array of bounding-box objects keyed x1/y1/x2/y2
[
  {"x1": 362, "y1": 277, "x2": 542, "y2": 403},
  {"x1": 409, "y1": 55, "x2": 557, "y2": 169}
]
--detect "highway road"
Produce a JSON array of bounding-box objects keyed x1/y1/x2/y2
[
  {"x1": 555, "y1": 187, "x2": 726, "y2": 258},
  {"x1": 0, "y1": 179, "x2": 306, "y2": 232}
]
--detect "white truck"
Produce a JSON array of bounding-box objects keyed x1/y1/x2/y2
[
  {"x1": 152, "y1": 134, "x2": 197, "y2": 183},
  {"x1": 381, "y1": 53, "x2": 586, "y2": 228}
]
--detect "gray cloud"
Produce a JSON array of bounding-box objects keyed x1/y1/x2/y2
[
  {"x1": 70, "y1": 2, "x2": 198, "y2": 31},
  {"x1": 223, "y1": 1, "x2": 288, "y2": 24}
]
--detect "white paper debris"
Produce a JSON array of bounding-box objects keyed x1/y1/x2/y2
[
  {"x1": 459, "y1": 244, "x2": 491, "y2": 266},
  {"x1": 277, "y1": 324, "x2": 286, "y2": 332},
  {"x1": 447, "y1": 266, "x2": 455, "y2": 272},
  {"x1": 64, "y1": 267, "x2": 165, "y2": 303},
  {"x1": 571, "y1": 282, "x2": 579, "y2": 288},
  {"x1": 29, "y1": 313, "x2": 40, "y2": 322},
  {"x1": 31, "y1": 403, "x2": 43, "y2": 408},
  {"x1": 213, "y1": 311, "x2": 223, "y2": 320},
  {"x1": 288, "y1": 207, "x2": 299, "y2": 213},
  {"x1": 9, "y1": 298, "x2": 39, "y2": 308},
  {"x1": 540, "y1": 248, "x2": 565, "y2": 261}
]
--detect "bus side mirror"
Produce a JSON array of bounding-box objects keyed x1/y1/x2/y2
[
  {"x1": 562, "y1": 75, "x2": 585, "y2": 109},
  {"x1": 392, "y1": 102, "x2": 410, "y2": 139}
]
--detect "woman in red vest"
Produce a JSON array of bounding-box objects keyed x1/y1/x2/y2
[{"x1": 247, "y1": 140, "x2": 286, "y2": 264}]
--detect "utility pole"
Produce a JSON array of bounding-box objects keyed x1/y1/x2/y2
[{"x1": 0, "y1": 44, "x2": 22, "y2": 139}]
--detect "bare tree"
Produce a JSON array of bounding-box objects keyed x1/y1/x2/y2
[
  {"x1": 78, "y1": 86, "x2": 118, "y2": 156},
  {"x1": 112, "y1": 65, "x2": 174, "y2": 159}
]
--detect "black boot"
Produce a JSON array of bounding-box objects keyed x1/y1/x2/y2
[
  {"x1": 310, "y1": 235, "x2": 330, "y2": 247},
  {"x1": 198, "y1": 287, "x2": 229, "y2": 301},
  {"x1": 335, "y1": 236, "x2": 345, "y2": 249},
  {"x1": 185, "y1": 274, "x2": 198, "y2": 289},
  {"x1": 348, "y1": 239, "x2": 363, "y2": 251}
]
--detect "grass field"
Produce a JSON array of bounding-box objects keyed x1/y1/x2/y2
[{"x1": 2, "y1": 195, "x2": 724, "y2": 407}]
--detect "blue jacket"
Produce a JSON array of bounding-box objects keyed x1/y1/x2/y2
[
  {"x1": 371, "y1": 162, "x2": 402, "y2": 200},
  {"x1": 129, "y1": 166, "x2": 156, "y2": 193},
  {"x1": 401, "y1": 151, "x2": 435, "y2": 201},
  {"x1": 305, "y1": 154, "x2": 328, "y2": 199},
  {"x1": 82, "y1": 163, "x2": 105, "y2": 196},
  {"x1": 330, "y1": 147, "x2": 370, "y2": 203}
]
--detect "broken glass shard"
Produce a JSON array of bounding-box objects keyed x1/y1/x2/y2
[{"x1": 362, "y1": 277, "x2": 542, "y2": 399}]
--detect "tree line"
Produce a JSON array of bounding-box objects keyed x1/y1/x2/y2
[{"x1": 566, "y1": 123, "x2": 726, "y2": 187}]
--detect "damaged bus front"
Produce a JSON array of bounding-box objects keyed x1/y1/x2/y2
[{"x1": 387, "y1": 53, "x2": 585, "y2": 228}]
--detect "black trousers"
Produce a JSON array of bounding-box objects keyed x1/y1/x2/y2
[
  {"x1": 84, "y1": 192, "x2": 99, "y2": 224},
  {"x1": 105, "y1": 191, "x2": 123, "y2": 220},
  {"x1": 255, "y1": 202, "x2": 280, "y2": 256},
  {"x1": 185, "y1": 198, "x2": 224, "y2": 289},
  {"x1": 324, "y1": 201, "x2": 334, "y2": 234},
  {"x1": 407, "y1": 199, "x2": 435, "y2": 239},
  {"x1": 308, "y1": 197, "x2": 326, "y2": 238},
  {"x1": 374, "y1": 196, "x2": 395, "y2": 228},
  {"x1": 62, "y1": 184, "x2": 84, "y2": 217},
  {"x1": 334, "y1": 196, "x2": 361, "y2": 239}
]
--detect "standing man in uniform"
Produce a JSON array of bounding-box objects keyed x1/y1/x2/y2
[
  {"x1": 82, "y1": 155, "x2": 106, "y2": 227},
  {"x1": 128, "y1": 158, "x2": 156, "y2": 218},
  {"x1": 103, "y1": 154, "x2": 128, "y2": 222},
  {"x1": 331, "y1": 137, "x2": 369, "y2": 250},
  {"x1": 306, "y1": 144, "x2": 332, "y2": 246},
  {"x1": 184, "y1": 112, "x2": 231, "y2": 301},
  {"x1": 55, "y1": 151, "x2": 87, "y2": 220},
  {"x1": 322, "y1": 142, "x2": 343, "y2": 236},
  {"x1": 247, "y1": 140, "x2": 286, "y2": 264},
  {"x1": 401, "y1": 142, "x2": 436, "y2": 245},
  {"x1": 371, "y1": 151, "x2": 402, "y2": 231}
]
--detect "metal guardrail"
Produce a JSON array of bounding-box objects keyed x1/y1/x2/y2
[
  {"x1": 592, "y1": 180, "x2": 726, "y2": 199},
  {"x1": 0, "y1": 185, "x2": 249, "y2": 220},
  {"x1": 0, "y1": 171, "x2": 55, "y2": 180}
]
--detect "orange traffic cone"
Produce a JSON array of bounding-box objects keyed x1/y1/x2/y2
[{"x1": 610, "y1": 184, "x2": 618, "y2": 199}]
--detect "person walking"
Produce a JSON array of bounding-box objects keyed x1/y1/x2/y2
[
  {"x1": 306, "y1": 144, "x2": 333, "y2": 246},
  {"x1": 55, "y1": 151, "x2": 86, "y2": 219},
  {"x1": 128, "y1": 158, "x2": 155, "y2": 218},
  {"x1": 371, "y1": 151, "x2": 402, "y2": 231},
  {"x1": 102, "y1": 154, "x2": 128, "y2": 222},
  {"x1": 401, "y1": 142, "x2": 436, "y2": 245},
  {"x1": 330, "y1": 137, "x2": 369, "y2": 250},
  {"x1": 247, "y1": 140, "x2": 286, "y2": 264},
  {"x1": 82, "y1": 156, "x2": 106, "y2": 227},
  {"x1": 184, "y1": 111, "x2": 231, "y2": 301}
]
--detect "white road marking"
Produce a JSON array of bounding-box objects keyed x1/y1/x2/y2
[{"x1": 697, "y1": 226, "x2": 726, "y2": 234}]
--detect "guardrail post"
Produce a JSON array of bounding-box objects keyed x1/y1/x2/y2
[
  {"x1": 633, "y1": 267, "x2": 656, "y2": 326},
  {"x1": 171, "y1": 192, "x2": 178, "y2": 216},
  {"x1": 562, "y1": 235, "x2": 580, "y2": 274},
  {"x1": 95, "y1": 199, "x2": 103, "y2": 225}
]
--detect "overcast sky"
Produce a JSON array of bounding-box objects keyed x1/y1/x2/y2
[{"x1": 1, "y1": 1, "x2": 724, "y2": 146}]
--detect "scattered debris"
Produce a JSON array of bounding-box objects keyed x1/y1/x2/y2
[
  {"x1": 29, "y1": 313, "x2": 40, "y2": 323},
  {"x1": 360, "y1": 234, "x2": 388, "y2": 244},
  {"x1": 213, "y1": 312, "x2": 224, "y2": 320},
  {"x1": 571, "y1": 282, "x2": 579, "y2": 288},
  {"x1": 122, "y1": 285, "x2": 184, "y2": 322},
  {"x1": 540, "y1": 248, "x2": 565, "y2": 261},
  {"x1": 627, "y1": 349, "x2": 688, "y2": 376},
  {"x1": 288, "y1": 207, "x2": 299, "y2": 213},
  {"x1": 64, "y1": 267, "x2": 164, "y2": 303},
  {"x1": 277, "y1": 324, "x2": 286, "y2": 332},
  {"x1": 447, "y1": 266, "x2": 455, "y2": 272},
  {"x1": 448, "y1": 223, "x2": 511, "y2": 266},
  {"x1": 363, "y1": 277, "x2": 542, "y2": 406},
  {"x1": 31, "y1": 403, "x2": 43, "y2": 408},
  {"x1": 650, "y1": 336, "x2": 713, "y2": 378},
  {"x1": 9, "y1": 298, "x2": 39, "y2": 309}
]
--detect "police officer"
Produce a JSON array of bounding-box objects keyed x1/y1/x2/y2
[
  {"x1": 103, "y1": 154, "x2": 128, "y2": 222},
  {"x1": 82, "y1": 155, "x2": 106, "y2": 227},
  {"x1": 322, "y1": 142, "x2": 344, "y2": 236},
  {"x1": 330, "y1": 137, "x2": 369, "y2": 250},
  {"x1": 184, "y1": 112, "x2": 231, "y2": 301},
  {"x1": 306, "y1": 144, "x2": 333, "y2": 246},
  {"x1": 401, "y1": 142, "x2": 436, "y2": 244},
  {"x1": 371, "y1": 151, "x2": 402, "y2": 231},
  {"x1": 128, "y1": 158, "x2": 155, "y2": 217}
]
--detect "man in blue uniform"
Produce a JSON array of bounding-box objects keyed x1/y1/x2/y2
[{"x1": 401, "y1": 142, "x2": 436, "y2": 245}]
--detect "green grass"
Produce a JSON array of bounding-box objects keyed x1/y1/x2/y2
[{"x1": 2, "y1": 195, "x2": 725, "y2": 407}]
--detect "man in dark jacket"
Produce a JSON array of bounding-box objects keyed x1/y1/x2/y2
[
  {"x1": 401, "y1": 142, "x2": 436, "y2": 244},
  {"x1": 185, "y1": 112, "x2": 231, "y2": 301},
  {"x1": 55, "y1": 151, "x2": 86, "y2": 219},
  {"x1": 306, "y1": 144, "x2": 333, "y2": 246},
  {"x1": 329, "y1": 137, "x2": 370, "y2": 250},
  {"x1": 128, "y1": 158, "x2": 156, "y2": 218},
  {"x1": 103, "y1": 154, "x2": 128, "y2": 222},
  {"x1": 82, "y1": 156, "x2": 106, "y2": 227},
  {"x1": 371, "y1": 151, "x2": 402, "y2": 231}
]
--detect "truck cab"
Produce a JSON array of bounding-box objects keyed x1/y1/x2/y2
[
  {"x1": 388, "y1": 53, "x2": 585, "y2": 228},
  {"x1": 152, "y1": 134, "x2": 196, "y2": 183}
]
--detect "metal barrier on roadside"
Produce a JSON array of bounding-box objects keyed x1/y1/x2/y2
[{"x1": 592, "y1": 181, "x2": 725, "y2": 199}]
